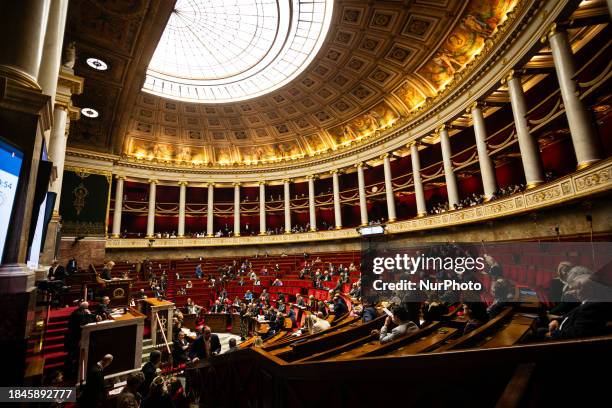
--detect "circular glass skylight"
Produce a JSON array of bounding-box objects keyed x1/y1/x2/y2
[{"x1": 143, "y1": 0, "x2": 334, "y2": 103}]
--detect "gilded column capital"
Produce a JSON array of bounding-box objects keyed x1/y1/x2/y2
[
  {"x1": 436, "y1": 123, "x2": 447, "y2": 134},
  {"x1": 282, "y1": 178, "x2": 292, "y2": 184},
  {"x1": 147, "y1": 179, "x2": 158, "y2": 184},
  {"x1": 380, "y1": 153, "x2": 390, "y2": 160},
  {"x1": 540, "y1": 22, "x2": 559, "y2": 43},
  {"x1": 178, "y1": 181, "x2": 188, "y2": 187},
  {"x1": 233, "y1": 182, "x2": 241, "y2": 187},
  {"x1": 330, "y1": 169, "x2": 339, "y2": 175},
  {"x1": 466, "y1": 101, "x2": 484, "y2": 114},
  {"x1": 258, "y1": 181, "x2": 266, "y2": 186},
  {"x1": 115, "y1": 174, "x2": 126, "y2": 180},
  {"x1": 355, "y1": 162, "x2": 364, "y2": 169}
]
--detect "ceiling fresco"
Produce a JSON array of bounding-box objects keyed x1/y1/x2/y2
[{"x1": 67, "y1": 0, "x2": 519, "y2": 167}]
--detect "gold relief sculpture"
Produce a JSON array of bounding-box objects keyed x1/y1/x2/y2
[
  {"x1": 72, "y1": 183, "x2": 89, "y2": 215},
  {"x1": 328, "y1": 101, "x2": 398, "y2": 146}
]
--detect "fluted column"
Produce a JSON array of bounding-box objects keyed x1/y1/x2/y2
[
  {"x1": 259, "y1": 182, "x2": 266, "y2": 235},
  {"x1": 307, "y1": 176, "x2": 317, "y2": 231},
  {"x1": 381, "y1": 154, "x2": 397, "y2": 222},
  {"x1": 38, "y1": 0, "x2": 69, "y2": 109},
  {"x1": 233, "y1": 183, "x2": 241, "y2": 236},
  {"x1": 356, "y1": 163, "x2": 368, "y2": 226},
  {"x1": 283, "y1": 179, "x2": 291, "y2": 233},
  {"x1": 111, "y1": 176, "x2": 125, "y2": 238},
  {"x1": 178, "y1": 181, "x2": 187, "y2": 237},
  {"x1": 545, "y1": 24, "x2": 602, "y2": 169},
  {"x1": 410, "y1": 142, "x2": 427, "y2": 216},
  {"x1": 146, "y1": 179, "x2": 157, "y2": 238},
  {"x1": 438, "y1": 125, "x2": 459, "y2": 209},
  {"x1": 0, "y1": 0, "x2": 51, "y2": 88},
  {"x1": 470, "y1": 102, "x2": 497, "y2": 200},
  {"x1": 503, "y1": 70, "x2": 544, "y2": 188},
  {"x1": 331, "y1": 170, "x2": 342, "y2": 229},
  {"x1": 48, "y1": 106, "x2": 69, "y2": 207},
  {"x1": 206, "y1": 183, "x2": 214, "y2": 236}
]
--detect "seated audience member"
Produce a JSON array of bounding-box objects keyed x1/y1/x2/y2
[
  {"x1": 317, "y1": 301, "x2": 328, "y2": 318},
  {"x1": 361, "y1": 300, "x2": 378, "y2": 323},
  {"x1": 78, "y1": 354, "x2": 113, "y2": 407},
  {"x1": 185, "y1": 280, "x2": 193, "y2": 289},
  {"x1": 244, "y1": 290, "x2": 253, "y2": 302},
  {"x1": 225, "y1": 338, "x2": 239, "y2": 353},
  {"x1": 372, "y1": 305, "x2": 419, "y2": 344},
  {"x1": 101, "y1": 261, "x2": 115, "y2": 280},
  {"x1": 462, "y1": 302, "x2": 490, "y2": 335},
  {"x1": 549, "y1": 261, "x2": 573, "y2": 302},
  {"x1": 483, "y1": 255, "x2": 502, "y2": 279},
  {"x1": 298, "y1": 312, "x2": 331, "y2": 336},
  {"x1": 272, "y1": 278, "x2": 283, "y2": 286},
  {"x1": 546, "y1": 267, "x2": 612, "y2": 340},
  {"x1": 195, "y1": 264, "x2": 203, "y2": 279},
  {"x1": 210, "y1": 299, "x2": 226, "y2": 313},
  {"x1": 331, "y1": 295, "x2": 348, "y2": 316},
  {"x1": 487, "y1": 279, "x2": 513, "y2": 318},
  {"x1": 138, "y1": 288, "x2": 147, "y2": 299},
  {"x1": 173, "y1": 331, "x2": 190, "y2": 365},
  {"x1": 116, "y1": 371, "x2": 144, "y2": 408},
  {"x1": 140, "y1": 350, "x2": 161, "y2": 397},
  {"x1": 190, "y1": 326, "x2": 221, "y2": 360},
  {"x1": 295, "y1": 294, "x2": 306, "y2": 307},
  {"x1": 48, "y1": 260, "x2": 67, "y2": 281},
  {"x1": 94, "y1": 296, "x2": 112, "y2": 320},
  {"x1": 550, "y1": 265, "x2": 592, "y2": 315},
  {"x1": 141, "y1": 376, "x2": 174, "y2": 408}
]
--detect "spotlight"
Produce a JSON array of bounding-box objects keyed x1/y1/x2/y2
[
  {"x1": 81, "y1": 107, "x2": 99, "y2": 118},
  {"x1": 86, "y1": 57, "x2": 108, "y2": 71}
]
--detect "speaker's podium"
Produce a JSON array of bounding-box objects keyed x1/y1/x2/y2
[
  {"x1": 141, "y1": 298, "x2": 174, "y2": 346},
  {"x1": 88, "y1": 265, "x2": 133, "y2": 307},
  {"x1": 78, "y1": 308, "x2": 146, "y2": 382}
]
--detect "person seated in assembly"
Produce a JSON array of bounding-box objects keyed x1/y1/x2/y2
[
  {"x1": 360, "y1": 300, "x2": 378, "y2": 323},
  {"x1": 295, "y1": 294, "x2": 306, "y2": 307},
  {"x1": 462, "y1": 302, "x2": 490, "y2": 335},
  {"x1": 487, "y1": 278, "x2": 514, "y2": 319},
  {"x1": 210, "y1": 299, "x2": 226, "y2": 313},
  {"x1": 100, "y1": 260, "x2": 115, "y2": 280},
  {"x1": 93, "y1": 296, "x2": 112, "y2": 320},
  {"x1": 272, "y1": 278, "x2": 283, "y2": 286},
  {"x1": 185, "y1": 280, "x2": 193, "y2": 289},
  {"x1": 372, "y1": 305, "x2": 419, "y2": 344},
  {"x1": 483, "y1": 254, "x2": 502, "y2": 279},
  {"x1": 331, "y1": 294, "x2": 348, "y2": 317},
  {"x1": 293, "y1": 313, "x2": 331, "y2": 336},
  {"x1": 545, "y1": 265, "x2": 612, "y2": 340},
  {"x1": 138, "y1": 288, "x2": 147, "y2": 299},
  {"x1": 190, "y1": 326, "x2": 221, "y2": 360},
  {"x1": 195, "y1": 264, "x2": 203, "y2": 279},
  {"x1": 48, "y1": 259, "x2": 67, "y2": 281},
  {"x1": 550, "y1": 264, "x2": 592, "y2": 316}
]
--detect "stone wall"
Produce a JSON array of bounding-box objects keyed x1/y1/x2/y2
[{"x1": 58, "y1": 238, "x2": 106, "y2": 266}]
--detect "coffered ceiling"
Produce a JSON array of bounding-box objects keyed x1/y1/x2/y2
[{"x1": 66, "y1": 0, "x2": 520, "y2": 167}]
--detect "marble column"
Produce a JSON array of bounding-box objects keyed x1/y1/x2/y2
[
  {"x1": 382, "y1": 153, "x2": 397, "y2": 222},
  {"x1": 233, "y1": 183, "x2": 241, "y2": 236},
  {"x1": 307, "y1": 176, "x2": 317, "y2": 231},
  {"x1": 146, "y1": 179, "x2": 157, "y2": 238},
  {"x1": 0, "y1": 0, "x2": 51, "y2": 88},
  {"x1": 410, "y1": 142, "x2": 427, "y2": 216},
  {"x1": 259, "y1": 182, "x2": 266, "y2": 235},
  {"x1": 178, "y1": 181, "x2": 187, "y2": 237},
  {"x1": 503, "y1": 70, "x2": 544, "y2": 188},
  {"x1": 439, "y1": 125, "x2": 459, "y2": 209},
  {"x1": 356, "y1": 163, "x2": 368, "y2": 226},
  {"x1": 111, "y1": 176, "x2": 125, "y2": 238},
  {"x1": 206, "y1": 183, "x2": 214, "y2": 237},
  {"x1": 331, "y1": 170, "x2": 342, "y2": 229},
  {"x1": 470, "y1": 102, "x2": 497, "y2": 200},
  {"x1": 546, "y1": 24, "x2": 602, "y2": 169},
  {"x1": 283, "y1": 179, "x2": 291, "y2": 233},
  {"x1": 38, "y1": 0, "x2": 69, "y2": 110}
]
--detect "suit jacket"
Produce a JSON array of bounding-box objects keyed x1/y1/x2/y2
[
  {"x1": 139, "y1": 362, "x2": 157, "y2": 397},
  {"x1": 172, "y1": 338, "x2": 189, "y2": 364},
  {"x1": 66, "y1": 308, "x2": 96, "y2": 348},
  {"x1": 333, "y1": 301, "x2": 348, "y2": 316},
  {"x1": 362, "y1": 307, "x2": 378, "y2": 323},
  {"x1": 100, "y1": 267, "x2": 112, "y2": 280},
  {"x1": 190, "y1": 334, "x2": 221, "y2": 359},
  {"x1": 79, "y1": 363, "x2": 105, "y2": 406},
  {"x1": 49, "y1": 265, "x2": 67, "y2": 280},
  {"x1": 210, "y1": 304, "x2": 225, "y2": 313},
  {"x1": 552, "y1": 302, "x2": 611, "y2": 340}
]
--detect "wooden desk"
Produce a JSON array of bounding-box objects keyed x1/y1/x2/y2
[
  {"x1": 481, "y1": 315, "x2": 535, "y2": 349},
  {"x1": 231, "y1": 314, "x2": 242, "y2": 335},
  {"x1": 142, "y1": 298, "x2": 174, "y2": 346},
  {"x1": 79, "y1": 308, "x2": 145, "y2": 382},
  {"x1": 205, "y1": 313, "x2": 228, "y2": 333},
  {"x1": 385, "y1": 327, "x2": 458, "y2": 356},
  {"x1": 90, "y1": 278, "x2": 133, "y2": 308}
]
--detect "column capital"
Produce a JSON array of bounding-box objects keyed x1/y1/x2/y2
[
  {"x1": 205, "y1": 182, "x2": 215, "y2": 188},
  {"x1": 380, "y1": 153, "x2": 390, "y2": 160},
  {"x1": 147, "y1": 179, "x2": 158, "y2": 184},
  {"x1": 355, "y1": 162, "x2": 364, "y2": 169},
  {"x1": 282, "y1": 178, "x2": 292, "y2": 183},
  {"x1": 233, "y1": 182, "x2": 241, "y2": 187},
  {"x1": 306, "y1": 174, "x2": 317, "y2": 180},
  {"x1": 178, "y1": 181, "x2": 188, "y2": 187},
  {"x1": 407, "y1": 140, "x2": 420, "y2": 148},
  {"x1": 540, "y1": 22, "x2": 559, "y2": 43},
  {"x1": 259, "y1": 181, "x2": 266, "y2": 186},
  {"x1": 466, "y1": 101, "x2": 485, "y2": 114},
  {"x1": 436, "y1": 123, "x2": 447, "y2": 134},
  {"x1": 501, "y1": 68, "x2": 521, "y2": 85},
  {"x1": 330, "y1": 169, "x2": 339, "y2": 175},
  {"x1": 115, "y1": 174, "x2": 126, "y2": 180}
]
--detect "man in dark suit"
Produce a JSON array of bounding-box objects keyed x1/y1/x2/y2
[
  {"x1": 210, "y1": 299, "x2": 225, "y2": 313},
  {"x1": 77, "y1": 354, "x2": 113, "y2": 407},
  {"x1": 332, "y1": 295, "x2": 348, "y2": 316},
  {"x1": 139, "y1": 350, "x2": 161, "y2": 397},
  {"x1": 66, "y1": 258, "x2": 78, "y2": 275},
  {"x1": 65, "y1": 302, "x2": 98, "y2": 379},
  {"x1": 172, "y1": 331, "x2": 190, "y2": 365},
  {"x1": 189, "y1": 326, "x2": 221, "y2": 360},
  {"x1": 94, "y1": 296, "x2": 112, "y2": 320},
  {"x1": 48, "y1": 260, "x2": 67, "y2": 281}
]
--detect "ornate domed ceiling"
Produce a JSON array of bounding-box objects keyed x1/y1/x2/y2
[{"x1": 66, "y1": 0, "x2": 519, "y2": 168}]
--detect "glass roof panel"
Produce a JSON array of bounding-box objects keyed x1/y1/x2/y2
[{"x1": 143, "y1": 0, "x2": 334, "y2": 103}]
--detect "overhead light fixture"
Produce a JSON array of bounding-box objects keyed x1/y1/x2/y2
[
  {"x1": 81, "y1": 107, "x2": 99, "y2": 118},
  {"x1": 86, "y1": 57, "x2": 108, "y2": 71}
]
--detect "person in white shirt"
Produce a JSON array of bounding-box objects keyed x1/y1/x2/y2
[
  {"x1": 293, "y1": 313, "x2": 331, "y2": 336},
  {"x1": 372, "y1": 305, "x2": 419, "y2": 344}
]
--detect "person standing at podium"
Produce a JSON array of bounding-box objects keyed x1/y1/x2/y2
[{"x1": 101, "y1": 261, "x2": 115, "y2": 280}]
